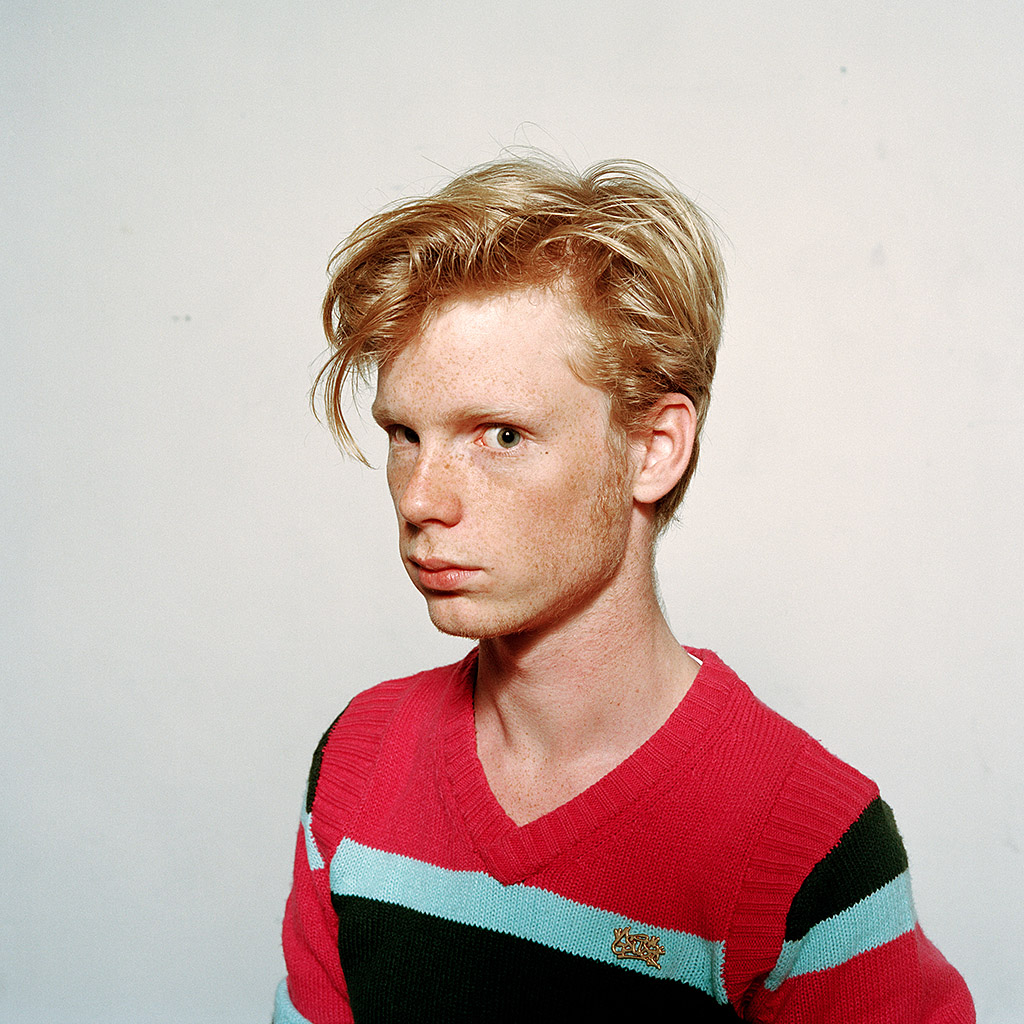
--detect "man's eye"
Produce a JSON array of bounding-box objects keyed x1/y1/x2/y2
[
  {"x1": 388, "y1": 425, "x2": 419, "y2": 444},
  {"x1": 481, "y1": 426, "x2": 522, "y2": 450}
]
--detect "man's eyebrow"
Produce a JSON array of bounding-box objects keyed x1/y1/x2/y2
[
  {"x1": 370, "y1": 401, "x2": 542, "y2": 427},
  {"x1": 455, "y1": 404, "x2": 538, "y2": 423}
]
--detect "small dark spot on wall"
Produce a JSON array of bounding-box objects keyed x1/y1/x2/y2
[
  {"x1": 171, "y1": 314, "x2": 192, "y2": 322},
  {"x1": 840, "y1": 66, "x2": 847, "y2": 74}
]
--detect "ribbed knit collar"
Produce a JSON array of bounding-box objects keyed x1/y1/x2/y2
[{"x1": 438, "y1": 647, "x2": 739, "y2": 885}]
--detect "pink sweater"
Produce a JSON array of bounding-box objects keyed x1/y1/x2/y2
[{"x1": 276, "y1": 648, "x2": 973, "y2": 1022}]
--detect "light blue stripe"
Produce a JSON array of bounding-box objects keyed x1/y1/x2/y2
[
  {"x1": 301, "y1": 807, "x2": 325, "y2": 871},
  {"x1": 273, "y1": 978, "x2": 315, "y2": 1024},
  {"x1": 765, "y1": 870, "x2": 917, "y2": 990},
  {"x1": 330, "y1": 837, "x2": 727, "y2": 1002}
]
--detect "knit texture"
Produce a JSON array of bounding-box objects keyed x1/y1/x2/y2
[{"x1": 276, "y1": 648, "x2": 973, "y2": 1023}]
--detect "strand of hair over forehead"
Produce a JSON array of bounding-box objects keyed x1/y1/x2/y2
[{"x1": 316, "y1": 154, "x2": 725, "y2": 460}]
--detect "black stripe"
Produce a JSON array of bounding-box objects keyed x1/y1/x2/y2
[
  {"x1": 305, "y1": 708, "x2": 347, "y2": 814},
  {"x1": 333, "y1": 895, "x2": 740, "y2": 1023},
  {"x1": 785, "y1": 796, "x2": 909, "y2": 940}
]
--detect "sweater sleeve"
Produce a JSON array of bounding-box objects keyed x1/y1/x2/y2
[
  {"x1": 745, "y1": 797, "x2": 974, "y2": 1022},
  {"x1": 274, "y1": 721, "x2": 354, "y2": 1024}
]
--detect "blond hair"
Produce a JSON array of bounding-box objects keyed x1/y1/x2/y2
[{"x1": 315, "y1": 153, "x2": 725, "y2": 530}]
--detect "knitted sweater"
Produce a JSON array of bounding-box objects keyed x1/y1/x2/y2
[{"x1": 274, "y1": 648, "x2": 973, "y2": 1022}]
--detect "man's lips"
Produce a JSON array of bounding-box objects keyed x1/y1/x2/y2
[{"x1": 408, "y1": 556, "x2": 482, "y2": 592}]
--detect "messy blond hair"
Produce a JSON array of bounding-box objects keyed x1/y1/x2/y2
[{"x1": 315, "y1": 153, "x2": 725, "y2": 530}]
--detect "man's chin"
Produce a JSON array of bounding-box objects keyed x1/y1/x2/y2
[
  {"x1": 428, "y1": 613, "x2": 506, "y2": 641},
  {"x1": 425, "y1": 598, "x2": 522, "y2": 641}
]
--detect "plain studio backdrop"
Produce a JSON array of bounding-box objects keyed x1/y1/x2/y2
[{"x1": 2, "y1": 3, "x2": 1021, "y2": 1021}]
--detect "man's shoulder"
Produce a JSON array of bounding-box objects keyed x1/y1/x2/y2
[
  {"x1": 303, "y1": 650, "x2": 476, "y2": 813},
  {"x1": 299, "y1": 651, "x2": 474, "y2": 841},
  {"x1": 335, "y1": 648, "x2": 476, "y2": 733},
  {"x1": 689, "y1": 648, "x2": 880, "y2": 821}
]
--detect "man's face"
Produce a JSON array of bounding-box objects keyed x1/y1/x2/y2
[{"x1": 371, "y1": 288, "x2": 640, "y2": 640}]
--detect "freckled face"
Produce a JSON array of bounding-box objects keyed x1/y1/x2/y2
[{"x1": 371, "y1": 289, "x2": 638, "y2": 640}]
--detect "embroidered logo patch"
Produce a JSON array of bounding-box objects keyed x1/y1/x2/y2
[{"x1": 611, "y1": 925, "x2": 666, "y2": 970}]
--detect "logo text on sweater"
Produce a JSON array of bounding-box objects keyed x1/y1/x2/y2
[{"x1": 611, "y1": 925, "x2": 665, "y2": 970}]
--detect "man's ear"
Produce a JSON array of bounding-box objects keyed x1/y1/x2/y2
[{"x1": 631, "y1": 394, "x2": 697, "y2": 506}]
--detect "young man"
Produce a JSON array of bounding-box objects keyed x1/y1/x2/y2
[{"x1": 274, "y1": 156, "x2": 973, "y2": 1022}]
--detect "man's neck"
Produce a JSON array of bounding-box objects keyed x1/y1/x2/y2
[{"x1": 473, "y1": 568, "x2": 698, "y2": 825}]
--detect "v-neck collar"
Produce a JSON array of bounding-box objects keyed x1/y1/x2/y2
[{"x1": 438, "y1": 647, "x2": 737, "y2": 885}]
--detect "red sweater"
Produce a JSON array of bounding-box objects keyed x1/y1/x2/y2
[{"x1": 276, "y1": 649, "x2": 973, "y2": 1022}]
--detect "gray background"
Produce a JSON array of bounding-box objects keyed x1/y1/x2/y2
[{"x1": 3, "y1": 2, "x2": 1020, "y2": 1021}]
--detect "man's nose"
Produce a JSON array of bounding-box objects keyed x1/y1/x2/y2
[{"x1": 396, "y1": 447, "x2": 463, "y2": 527}]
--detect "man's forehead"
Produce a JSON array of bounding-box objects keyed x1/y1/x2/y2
[
  {"x1": 371, "y1": 289, "x2": 606, "y2": 423},
  {"x1": 377, "y1": 292, "x2": 571, "y2": 379},
  {"x1": 407, "y1": 288, "x2": 585, "y2": 357},
  {"x1": 371, "y1": 354, "x2": 552, "y2": 423}
]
